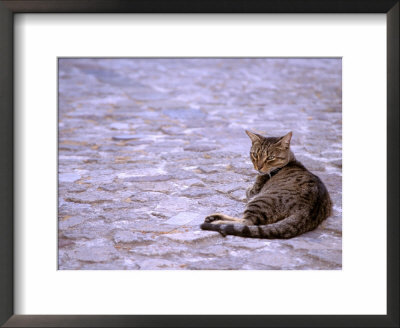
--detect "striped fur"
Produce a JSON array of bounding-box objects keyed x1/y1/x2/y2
[{"x1": 200, "y1": 131, "x2": 332, "y2": 239}]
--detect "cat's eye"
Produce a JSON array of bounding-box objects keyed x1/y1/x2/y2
[{"x1": 267, "y1": 155, "x2": 275, "y2": 161}]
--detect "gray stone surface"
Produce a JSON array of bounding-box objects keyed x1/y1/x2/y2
[{"x1": 58, "y1": 58, "x2": 342, "y2": 270}]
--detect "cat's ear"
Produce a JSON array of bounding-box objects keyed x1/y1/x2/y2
[
  {"x1": 245, "y1": 130, "x2": 261, "y2": 143},
  {"x1": 276, "y1": 131, "x2": 292, "y2": 149}
]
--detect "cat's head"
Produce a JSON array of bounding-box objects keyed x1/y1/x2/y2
[{"x1": 245, "y1": 130, "x2": 293, "y2": 175}]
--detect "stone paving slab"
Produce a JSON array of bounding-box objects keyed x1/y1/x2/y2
[{"x1": 58, "y1": 58, "x2": 342, "y2": 270}]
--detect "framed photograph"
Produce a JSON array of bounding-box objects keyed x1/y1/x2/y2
[
  {"x1": 57, "y1": 56, "x2": 343, "y2": 271},
  {"x1": 0, "y1": 1, "x2": 398, "y2": 327}
]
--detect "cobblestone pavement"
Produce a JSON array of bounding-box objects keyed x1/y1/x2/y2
[{"x1": 58, "y1": 58, "x2": 342, "y2": 270}]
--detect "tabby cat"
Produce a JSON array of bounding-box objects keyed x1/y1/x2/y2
[{"x1": 200, "y1": 130, "x2": 332, "y2": 239}]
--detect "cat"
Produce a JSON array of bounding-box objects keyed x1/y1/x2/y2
[{"x1": 200, "y1": 130, "x2": 332, "y2": 239}]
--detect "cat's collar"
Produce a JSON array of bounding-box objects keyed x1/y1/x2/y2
[
  {"x1": 258, "y1": 167, "x2": 282, "y2": 178},
  {"x1": 269, "y1": 167, "x2": 282, "y2": 177}
]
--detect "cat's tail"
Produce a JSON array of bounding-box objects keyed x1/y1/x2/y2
[{"x1": 200, "y1": 215, "x2": 310, "y2": 239}]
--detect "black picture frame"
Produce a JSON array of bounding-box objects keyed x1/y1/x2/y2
[{"x1": 0, "y1": 1, "x2": 398, "y2": 327}]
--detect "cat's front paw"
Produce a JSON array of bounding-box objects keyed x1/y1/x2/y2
[{"x1": 204, "y1": 213, "x2": 224, "y2": 223}]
